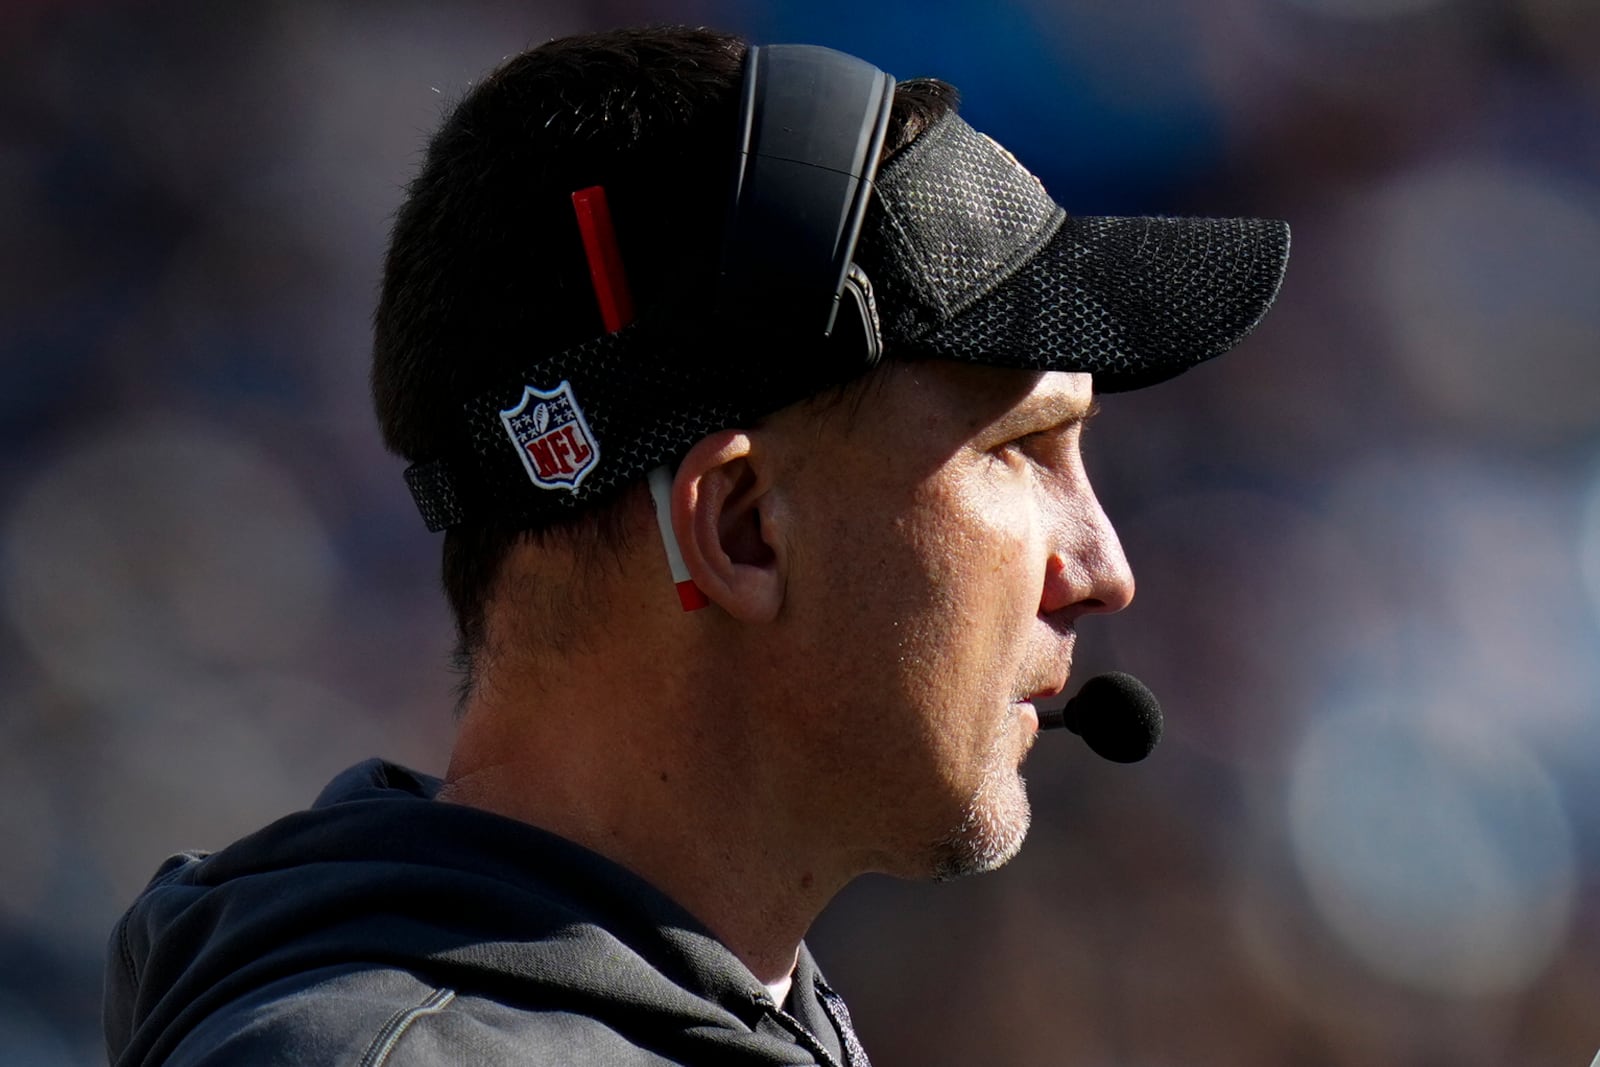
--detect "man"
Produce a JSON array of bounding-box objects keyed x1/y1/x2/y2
[{"x1": 104, "y1": 26, "x2": 1287, "y2": 1067}]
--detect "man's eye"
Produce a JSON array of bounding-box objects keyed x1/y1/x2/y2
[
  {"x1": 1005, "y1": 424, "x2": 1082, "y2": 467},
  {"x1": 1002, "y1": 432, "x2": 1037, "y2": 453},
  {"x1": 993, "y1": 431, "x2": 1049, "y2": 468}
]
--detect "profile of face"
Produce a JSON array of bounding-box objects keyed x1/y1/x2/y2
[{"x1": 765, "y1": 363, "x2": 1135, "y2": 881}]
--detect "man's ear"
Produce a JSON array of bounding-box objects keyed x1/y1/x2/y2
[{"x1": 671, "y1": 430, "x2": 785, "y2": 622}]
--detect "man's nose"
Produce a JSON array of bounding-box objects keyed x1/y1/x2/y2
[{"x1": 1039, "y1": 500, "x2": 1135, "y2": 620}]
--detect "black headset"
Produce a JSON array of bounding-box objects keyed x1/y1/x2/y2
[{"x1": 715, "y1": 44, "x2": 895, "y2": 366}]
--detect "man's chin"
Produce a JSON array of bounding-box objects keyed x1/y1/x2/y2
[{"x1": 927, "y1": 776, "x2": 1032, "y2": 883}]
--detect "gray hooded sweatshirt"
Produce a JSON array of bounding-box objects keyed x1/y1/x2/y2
[{"x1": 104, "y1": 760, "x2": 869, "y2": 1066}]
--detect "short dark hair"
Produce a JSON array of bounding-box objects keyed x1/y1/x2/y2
[{"x1": 372, "y1": 26, "x2": 957, "y2": 691}]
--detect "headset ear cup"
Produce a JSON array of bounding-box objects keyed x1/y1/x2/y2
[{"x1": 838, "y1": 263, "x2": 883, "y2": 370}]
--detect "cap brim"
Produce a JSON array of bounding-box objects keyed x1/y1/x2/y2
[{"x1": 905, "y1": 214, "x2": 1291, "y2": 392}]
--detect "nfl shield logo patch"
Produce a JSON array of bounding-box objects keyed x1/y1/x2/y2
[{"x1": 500, "y1": 380, "x2": 600, "y2": 492}]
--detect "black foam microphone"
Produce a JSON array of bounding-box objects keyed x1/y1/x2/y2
[{"x1": 1038, "y1": 672, "x2": 1163, "y2": 763}]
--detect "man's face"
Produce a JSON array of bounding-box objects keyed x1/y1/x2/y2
[{"x1": 766, "y1": 362, "x2": 1135, "y2": 880}]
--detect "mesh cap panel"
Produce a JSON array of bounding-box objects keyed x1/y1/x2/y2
[{"x1": 860, "y1": 113, "x2": 1290, "y2": 390}]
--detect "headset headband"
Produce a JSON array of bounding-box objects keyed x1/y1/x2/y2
[{"x1": 717, "y1": 44, "x2": 895, "y2": 340}]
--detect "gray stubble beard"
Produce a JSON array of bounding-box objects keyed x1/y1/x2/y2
[{"x1": 928, "y1": 754, "x2": 1034, "y2": 882}]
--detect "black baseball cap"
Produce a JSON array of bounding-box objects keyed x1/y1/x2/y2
[{"x1": 404, "y1": 108, "x2": 1289, "y2": 532}]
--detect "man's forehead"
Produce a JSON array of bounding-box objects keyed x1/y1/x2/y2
[
  {"x1": 759, "y1": 362, "x2": 1096, "y2": 476},
  {"x1": 783, "y1": 362, "x2": 1095, "y2": 466},
  {"x1": 899, "y1": 363, "x2": 1094, "y2": 425}
]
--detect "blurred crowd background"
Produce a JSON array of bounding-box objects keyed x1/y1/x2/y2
[{"x1": 4, "y1": 0, "x2": 1599, "y2": 1064}]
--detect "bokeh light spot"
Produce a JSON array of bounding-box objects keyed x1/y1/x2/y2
[
  {"x1": 1287, "y1": 701, "x2": 1574, "y2": 996},
  {"x1": 2, "y1": 420, "x2": 337, "y2": 702}
]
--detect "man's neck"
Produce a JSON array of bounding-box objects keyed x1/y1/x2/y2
[{"x1": 437, "y1": 673, "x2": 842, "y2": 985}]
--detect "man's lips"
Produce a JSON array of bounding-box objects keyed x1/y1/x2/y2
[{"x1": 1015, "y1": 684, "x2": 1066, "y2": 733}]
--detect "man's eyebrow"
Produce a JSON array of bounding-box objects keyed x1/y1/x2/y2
[{"x1": 1005, "y1": 395, "x2": 1100, "y2": 433}]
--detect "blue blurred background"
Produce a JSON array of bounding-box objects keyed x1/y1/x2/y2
[{"x1": 3, "y1": 1, "x2": 1599, "y2": 1064}]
